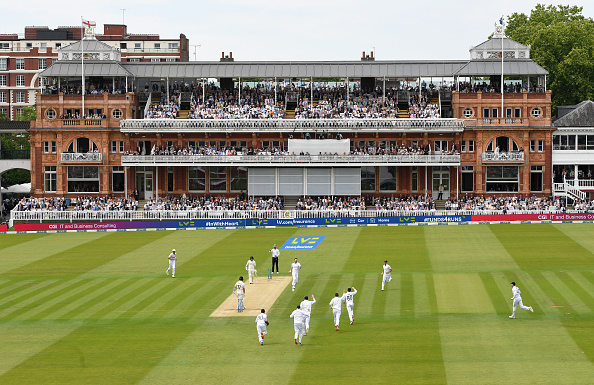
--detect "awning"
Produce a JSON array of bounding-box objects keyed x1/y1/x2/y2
[
  {"x1": 40, "y1": 61, "x2": 133, "y2": 77},
  {"x1": 453, "y1": 60, "x2": 548, "y2": 76}
]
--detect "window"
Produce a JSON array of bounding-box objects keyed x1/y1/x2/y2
[
  {"x1": 0, "y1": 108, "x2": 7, "y2": 116},
  {"x1": 486, "y1": 166, "x2": 519, "y2": 192},
  {"x1": 530, "y1": 166, "x2": 543, "y2": 192},
  {"x1": 530, "y1": 140, "x2": 536, "y2": 152},
  {"x1": 483, "y1": 108, "x2": 490, "y2": 118},
  {"x1": 43, "y1": 141, "x2": 56, "y2": 153},
  {"x1": 112, "y1": 109, "x2": 122, "y2": 119},
  {"x1": 468, "y1": 140, "x2": 474, "y2": 152},
  {"x1": 165, "y1": 58, "x2": 176, "y2": 62},
  {"x1": 154, "y1": 43, "x2": 161, "y2": 49},
  {"x1": 16, "y1": 75, "x2": 25, "y2": 86},
  {"x1": 188, "y1": 140, "x2": 196, "y2": 148},
  {"x1": 461, "y1": 140, "x2": 466, "y2": 152},
  {"x1": 379, "y1": 166, "x2": 397, "y2": 191},
  {"x1": 506, "y1": 108, "x2": 512, "y2": 118},
  {"x1": 389, "y1": 140, "x2": 397, "y2": 149},
  {"x1": 531, "y1": 107, "x2": 542, "y2": 118},
  {"x1": 411, "y1": 166, "x2": 418, "y2": 192},
  {"x1": 0, "y1": 92, "x2": 6, "y2": 103},
  {"x1": 16, "y1": 58, "x2": 25, "y2": 70},
  {"x1": 26, "y1": 43, "x2": 32, "y2": 48},
  {"x1": 168, "y1": 43, "x2": 179, "y2": 50},
  {"x1": 51, "y1": 141, "x2": 56, "y2": 153},
  {"x1": 67, "y1": 166, "x2": 99, "y2": 193},
  {"x1": 150, "y1": 58, "x2": 161, "y2": 62},
  {"x1": 230, "y1": 166, "x2": 247, "y2": 191},
  {"x1": 361, "y1": 166, "x2": 376, "y2": 192},
  {"x1": 44, "y1": 141, "x2": 50, "y2": 153},
  {"x1": 45, "y1": 108, "x2": 56, "y2": 119},
  {"x1": 188, "y1": 166, "x2": 205, "y2": 191},
  {"x1": 0, "y1": 43, "x2": 8, "y2": 49},
  {"x1": 38, "y1": 58, "x2": 47, "y2": 70},
  {"x1": 134, "y1": 43, "x2": 141, "y2": 49},
  {"x1": 120, "y1": 43, "x2": 127, "y2": 49},
  {"x1": 55, "y1": 43, "x2": 61, "y2": 48},
  {"x1": 128, "y1": 58, "x2": 140, "y2": 62},
  {"x1": 411, "y1": 140, "x2": 418, "y2": 149},
  {"x1": 463, "y1": 108, "x2": 473, "y2": 118},
  {"x1": 111, "y1": 141, "x2": 118, "y2": 153},
  {"x1": 167, "y1": 167, "x2": 174, "y2": 192},
  {"x1": 0, "y1": 58, "x2": 7, "y2": 70},
  {"x1": 119, "y1": 141, "x2": 124, "y2": 153},
  {"x1": 434, "y1": 140, "x2": 448, "y2": 153},
  {"x1": 44, "y1": 166, "x2": 57, "y2": 192},
  {"x1": 16, "y1": 108, "x2": 23, "y2": 116},
  {"x1": 461, "y1": 166, "x2": 474, "y2": 192},
  {"x1": 553, "y1": 135, "x2": 576, "y2": 150},
  {"x1": 0, "y1": 75, "x2": 5, "y2": 86},
  {"x1": 210, "y1": 166, "x2": 227, "y2": 192},
  {"x1": 514, "y1": 108, "x2": 521, "y2": 118},
  {"x1": 491, "y1": 108, "x2": 498, "y2": 118},
  {"x1": 538, "y1": 140, "x2": 543, "y2": 152},
  {"x1": 112, "y1": 166, "x2": 124, "y2": 192},
  {"x1": 16, "y1": 92, "x2": 26, "y2": 103}
]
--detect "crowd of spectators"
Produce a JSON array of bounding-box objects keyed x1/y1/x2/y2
[
  {"x1": 59, "y1": 112, "x2": 106, "y2": 120},
  {"x1": 143, "y1": 195, "x2": 284, "y2": 211},
  {"x1": 458, "y1": 81, "x2": 545, "y2": 94},
  {"x1": 74, "y1": 196, "x2": 138, "y2": 211},
  {"x1": 295, "y1": 196, "x2": 366, "y2": 210},
  {"x1": 294, "y1": 95, "x2": 399, "y2": 119},
  {"x1": 408, "y1": 95, "x2": 440, "y2": 118},
  {"x1": 444, "y1": 195, "x2": 566, "y2": 211},
  {"x1": 13, "y1": 197, "x2": 67, "y2": 211},
  {"x1": 373, "y1": 196, "x2": 436, "y2": 211},
  {"x1": 45, "y1": 82, "x2": 131, "y2": 95}
]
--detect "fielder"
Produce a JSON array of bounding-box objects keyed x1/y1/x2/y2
[
  {"x1": 300, "y1": 294, "x2": 316, "y2": 334},
  {"x1": 289, "y1": 258, "x2": 302, "y2": 292},
  {"x1": 233, "y1": 276, "x2": 246, "y2": 312},
  {"x1": 329, "y1": 292, "x2": 344, "y2": 331},
  {"x1": 166, "y1": 249, "x2": 177, "y2": 278},
  {"x1": 381, "y1": 260, "x2": 392, "y2": 290},
  {"x1": 342, "y1": 287, "x2": 357, "y2": 325},
  {"x1": 269, "y1": 244, "x2": 280, "y2": 274},
  {"x1": 246, "y1": 256, "x2": 257, "y2": 284},
  {"x1": 255, "y1": 309, "x2": 269, "y2": 345},
  {"x1": 509, "y1": 281, "x2": 533, "y2": 319},
  {"x1": 289, "y1": 305, "x2": 307, "y2": 345}
]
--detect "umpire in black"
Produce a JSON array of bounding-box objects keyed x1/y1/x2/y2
[{"x1": 269, "y1": 244, "x2": 280, "y2": 274}]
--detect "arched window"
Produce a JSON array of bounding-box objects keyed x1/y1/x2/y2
[
  {"x1": 66, "y1": 137, "x2": 99, "y2": 153},
  {"x1": 486, "y1": 136, "x2": 519, "y2": 152}
]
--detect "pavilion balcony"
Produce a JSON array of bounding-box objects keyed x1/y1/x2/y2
[
  {"x1": 60, "y1": 153, "x2": 103, "y2": 162},
  {"x1": 119, "y1": 118, "x2": 467, "y2": 134},
  {"x1": 120, "y1": 153, "x2": 461, "y2": 167}
]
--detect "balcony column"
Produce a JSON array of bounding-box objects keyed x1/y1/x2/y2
[
  {"x1": 383, "y1": 77, "x2": 385, "y2": 102},
  {"x1": 112, "y1": 77, "x2": 115, "y2": 94},
  {"x1": 155, "y1": 166, "x2": 159, "y2": 201},
  {"x1": 124, "y1": 166, "x2": 128, "y2": 199},
  {"x1": 274, "y1": 77, "x2": 277, "y2": 106}
]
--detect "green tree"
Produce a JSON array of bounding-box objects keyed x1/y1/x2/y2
[
  {"x1": 505, "y1": 4, "x2": 594, "y2": 110},
  {"x1": 16, "y1": 105, "x2": 36, "y2": 121},
  {"x1": 0, "y1": 112, "x2": 9, "y2": 121}
]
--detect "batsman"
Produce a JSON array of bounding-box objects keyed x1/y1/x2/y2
[{"x1": 233, "y1": 276, "x2": 246, "y2": 312}]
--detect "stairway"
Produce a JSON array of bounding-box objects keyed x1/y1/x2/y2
[
  {"x1": 177, "y1": 110, "x2": 190, "y2": 119},
  {"x1": 284, "y1": 109, "x2": 296, "y2": 119},
  {"x1": 151, "y1": 92, "x2": 161, "y2": 104},
  {"x1": 397, "y1": 100, "x2": 409, "y2": 118},
  {"x1": 283, "y1": 196, "x2": 299, "y2": 209},
  {"x1": 434, "y1": 199, "x2": 446, "y2": 210}
]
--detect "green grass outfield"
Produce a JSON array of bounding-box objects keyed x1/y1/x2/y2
[{"x1": 1, "y1": 223, "x2": 594, "y2": 384}]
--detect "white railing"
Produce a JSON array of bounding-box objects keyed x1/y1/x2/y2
[
  {"x1": 566, "y1": 179, "x2": 594, "y2": 189},
  {"x1": 120, "y1": 118, "x2": 467, "y2": 132},
  {"x1": 9, "y1": 208, "x2": 584, "y2": 224},
  {"x1": 482, "y1": 151, "x2": 525, "y2": 161},
  {"x1": 60, "y1": 153, "x2": 103, "y2": 162},
  {"x1": 120, "y1": 154, "x2": 461, "y2": 165}
]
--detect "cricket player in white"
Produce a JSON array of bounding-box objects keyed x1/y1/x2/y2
[
  {"x1": 342, "y1": 287, "x2": 357, "y2": 325},
  {"x1": 290, "y1": 258, "x2": 301, "y2": 291},
  {"x1": 300, "y1": 294, "x2": 316, "y2": 334},
  {"x1": 255, "y1": 309, "x2": 269, "y2": 345},
  {"x1": 289, "y1": 305, "x2": 307, "y2": 345},
  {"x1": 166, "y1": 249, "x2": 176, "y2": 278},
  {"x1": 233, "y1": 276, "x2": 246, "y2": 312},
  {"x1": 381, "y1": 260, "x2": 392, "y2": 291},
  {"x1": 246, "y1": 256, "x2": 257, "y2": 284},
  {"x1": 329, "y1": 293, "x2": 344, "y2": 331},
  {"x1": 509, "y1": 281, "x2": 533, "y2": 319}
]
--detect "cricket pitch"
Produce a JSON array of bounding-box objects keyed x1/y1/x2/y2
[{"x1": 210, "y1": 276, "x2": 292, "y2": 317}]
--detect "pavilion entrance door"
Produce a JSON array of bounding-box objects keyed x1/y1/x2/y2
[
  {"x1": 432, "y1": 167, "x2": 450, "y2": 200},
  {"x1": 135, "y1": 167, "x2": 154, "y2": 200}
]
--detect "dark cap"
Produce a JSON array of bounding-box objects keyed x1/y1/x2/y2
[
  {"x1": 511, "y1": 281, "x2": 516, "y2": 285},
  {"x1": 239, "y1": 276, "x2": 244, "y2": 281},
  {"x1": 250, "y1": 256, "x2": 254, "y2": 260},
  {"x1": 261, "y1": 309, "x2": 265, "y2": 313},
  {"x1": 384, "y1": 260, "x2": 388, "y2": 262}
]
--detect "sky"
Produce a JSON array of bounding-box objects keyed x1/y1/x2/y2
[{"x1": 2, "y1": 1, "x2": 593, "y2": 62}]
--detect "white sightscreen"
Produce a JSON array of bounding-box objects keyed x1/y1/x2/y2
[
  {"x1": 306, "y1": 168, "x2": 331, "y2": 195},
  {"x1": 288, "y1": 139, "x2": 350, "y2": 155},
  {"x1": 248, "y1": 168, "x2": 275, "y2": 196},
  {"x1": 279, "y1": 168, "x2": 304, "y2": 195},
  {"x1": 334, "y1": 167, "x2": 361, "y2": 195}
]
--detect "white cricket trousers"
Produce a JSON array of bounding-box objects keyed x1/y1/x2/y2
[
  {"x1": 167, "y1": 260, "x2": 176, "y2": 276},
  {"x1": 304, "y1": 314, "x2": 310, "y2": 331},
  {"x1": 512, "y1": 298, "x2": 530, "y2": 316},
  {"x1": 294, "y1": 322, "x2": 305, "y2": 343},
  {"x1": 332, "y1": 309, "x2": 341, "y2": 327},
  {"x1": 346, "y1": 303, "x2": 354, "y2": 322},
  {"x1": 257, "y1": 323, "x2": 267, "y2": 343},
  {"x1": 292, "y1": 274, "x2": 299, "y2": 289},
  {"x1": 248, "y1": 269, "x2": 255, "y2": 284},
  {"x1": 382, "y1": 273, "x2": 392, "y2": 289}
]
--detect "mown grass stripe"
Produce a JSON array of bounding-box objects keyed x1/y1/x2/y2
[
  {"x1": 93, "y1": 278, "x2": 162, "y2": 320},
  {"x1": 0, "y1": 279, "x2": 91, "y2": 321},
  {"x1": 11, "y1": 279, "x2": 106, "y2": 321},
  {"x1": 383, "y1": 273, "x2": 401, "y2": 319},
  {"x1": 0, "y1": 280, "x2": 61, "y2": 313},
  {"x1": 413, "y1": 273, "x2": 431, "y2": 315},
  {"x1": 112, "y1": 278, "x2": 179, "y2": 321},
  {"x1": 573, "y1": 271, "x2": 594, "y2": 295},
  {"x1": 543, "y1": 271, "x2": 592, "y2": 314},
  {"x1": 187, "y1": 279, "x2": 234, "y2": 321},
  {"x1": 400, "y1": 272, "x2": 414, "y2": 316},
  {"x1": 558, "y1": 271, "x2": 594, "y2": 313},
  {"x1": 71, "y1": 278, "x2": 150, "y2": 320},
  {"x1": 141, "y1": 277, "x2": 205, "y2": 319},
  {"x1": 434, "y1": 273, "x2": 495, "y2": 314},
  {"x1": 0, "y1": 280, "x2": 35, "y2": 297},
  {"x1": 0, "y1": 233, "x2": 48, "y2": 251},
  {"x1": 23, "y1": 278, "x2": 109, "y2": 321},
  {"x1": 479, "y1": 272, "x2": 510, "y2": 315},
  {"x1": 356, "y1": 273, "x2": 379, "y2": 318},
  {"x1": 530, "y1": 271, "x2": 574, "y2": 314},
  {"x1": 426, "y1": 273, "x2": 439, "y2": 314}
]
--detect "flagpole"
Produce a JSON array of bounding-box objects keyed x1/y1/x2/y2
[
  {"x1": 81, "y1": 16, "x2": 85, "y2": 119},
  {"x1": 500, "y1": 16, "x2": 504, "y2": 121}
]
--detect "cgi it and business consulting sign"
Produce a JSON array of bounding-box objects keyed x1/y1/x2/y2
[{"x1": 281, "y1": 236, "x2": 326, "y2": 250}]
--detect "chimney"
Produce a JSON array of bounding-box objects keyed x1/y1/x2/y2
[
  {"x1": 229, "y1": 52, "x2": 232, "y2": 59},
  {"x1": 362, "y1": 51, "x2": 365, "y2": 59},
  {"x1": 220, "y1": 52, "x2": 234, "y2": 62},
  {"x1": 222, "y1": 52, "x2": 225, "y2": 59},
  {"x1": 371, "y1": 51, "x2": 374, "y2": 58}
]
